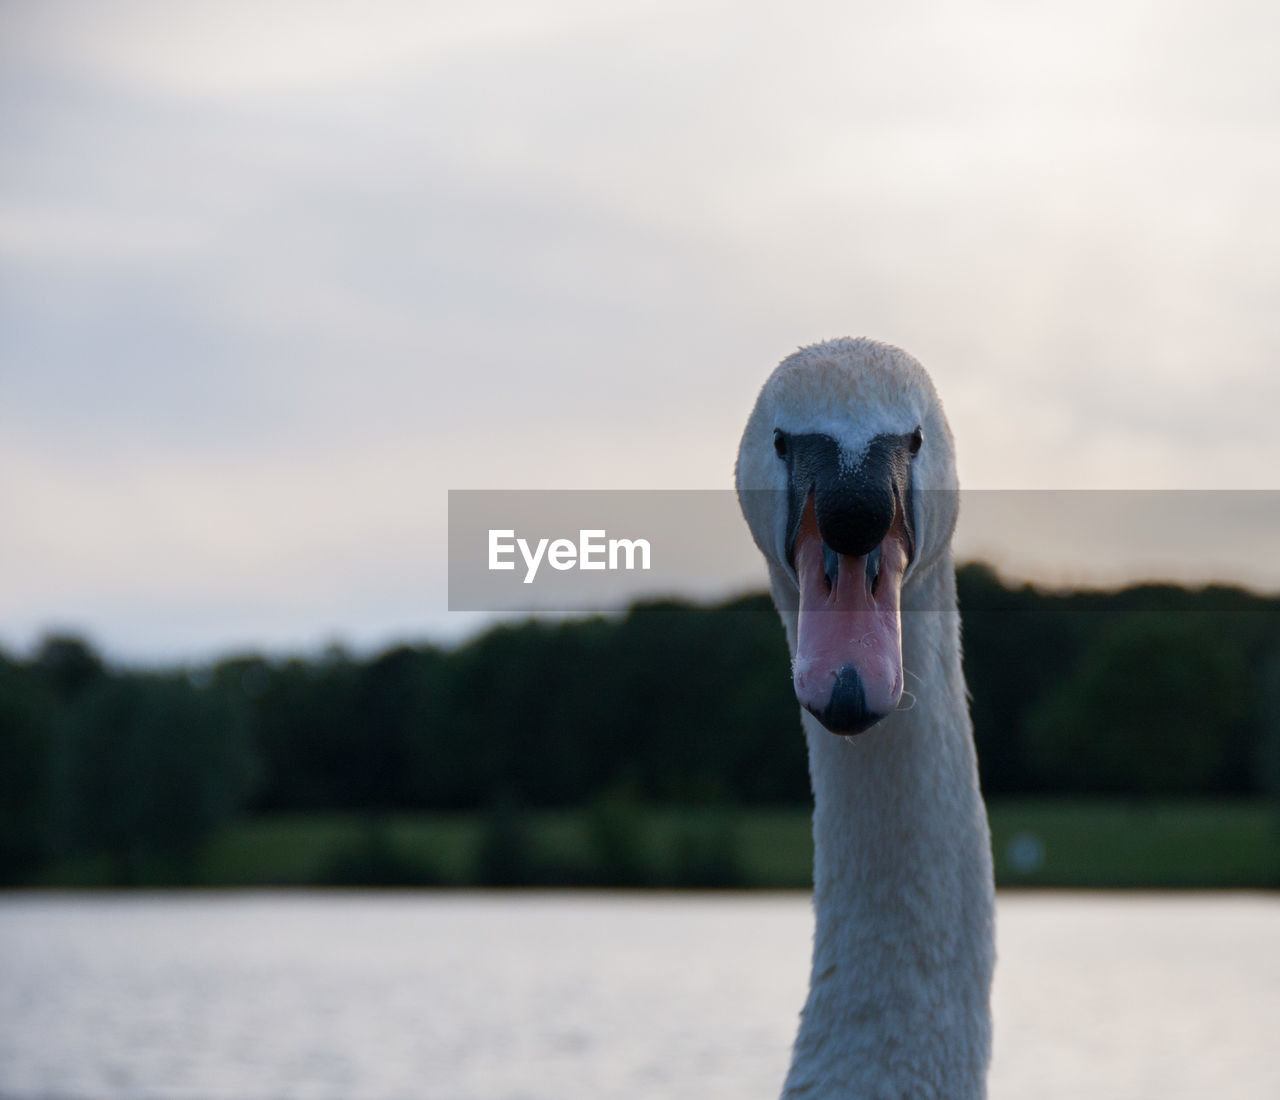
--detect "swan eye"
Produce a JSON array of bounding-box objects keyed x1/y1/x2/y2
[
  {"x1": 773, "y1": 430, "x2": 789, "y2": 459},
  {"x1": 909, "y1": 426, "x2": 924, "y2": 455}
]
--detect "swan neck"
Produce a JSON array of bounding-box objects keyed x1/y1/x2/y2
[{"x1": 782, "y1": 557, "x2": 996, "y2": 1099}]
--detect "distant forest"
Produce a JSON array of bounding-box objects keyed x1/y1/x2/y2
[{"x1": 3, "y1": 563, "x2": 1280, "y2": 884}]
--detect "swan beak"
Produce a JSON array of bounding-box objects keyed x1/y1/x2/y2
[{"x1": 791, "y1": 494, "x2": 909, "y2": 735}]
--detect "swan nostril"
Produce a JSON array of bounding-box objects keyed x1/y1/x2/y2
[
  {"x1": 822, "y1": 542, "x2": 839, "y2": 594},
  {"x1": 774, "y1": 429, "x2": 788, "y2": 458},
  {"x1": 865, "y1": 544, "x2": 882, "y2": 592}
]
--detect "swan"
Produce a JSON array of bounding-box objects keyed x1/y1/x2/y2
[{"x1": 736, "y1": 338, "x2": 995, "y2": 1099}]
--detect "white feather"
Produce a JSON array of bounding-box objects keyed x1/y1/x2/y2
[{"x1": 737, "y1": 338, "x2": 995, "y2": 1100}]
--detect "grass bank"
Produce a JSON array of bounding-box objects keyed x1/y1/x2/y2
[
  {"x1": 988, "y1": 800, "x2": 1277, "y2": 888},
  {"x1": 31, "y1": 800, "x2": 1278, "y2": 890}
]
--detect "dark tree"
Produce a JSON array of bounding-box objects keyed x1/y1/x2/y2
[
  {"x1": 56, "y1": 673, "x2": 257, "y2": 882},
  {"x1": 0, "y1": 654, "x2": 56, "y2": 882},
  {"x1": 1025, "y1": 613, "x2": 1247, "y2": 795}
]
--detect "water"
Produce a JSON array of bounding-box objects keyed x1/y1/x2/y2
[{"x1": 0, "y1": 892, "x2": 1276, "y2": 1100}]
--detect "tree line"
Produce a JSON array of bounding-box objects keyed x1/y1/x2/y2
[{"x1": 2, "y1": 563, "x2": 1279, "y2": 883}]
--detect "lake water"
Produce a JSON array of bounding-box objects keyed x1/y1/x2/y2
[{"x1": 0, "y1": 892, "x2": 1276, "y2": 1100}]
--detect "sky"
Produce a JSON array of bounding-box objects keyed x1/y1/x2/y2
[{"x1": 2, "y1": 0, "x2": 1278, "y2": 663}]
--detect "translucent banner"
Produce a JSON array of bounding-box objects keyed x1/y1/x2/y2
[{"x1": 448, "y1": 490, "x2": 1280, "y2": 612}]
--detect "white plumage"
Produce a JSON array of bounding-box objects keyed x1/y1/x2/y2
[{"x1": 736, "y1": 339, "x2": 995, "y2": 1099}]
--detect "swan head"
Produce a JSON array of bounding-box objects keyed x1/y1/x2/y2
[{"x1": 736, "y1": 338, "x2": 959, "y2": 736}]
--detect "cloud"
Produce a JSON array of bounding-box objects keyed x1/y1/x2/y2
[{"x1": 1, "y1": 0, "x2": 1278, "y2": 658}]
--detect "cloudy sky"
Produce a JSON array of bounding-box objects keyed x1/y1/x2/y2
[{"x1": 3, "y1": 0, "x2": 1278, "y2": 662}]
